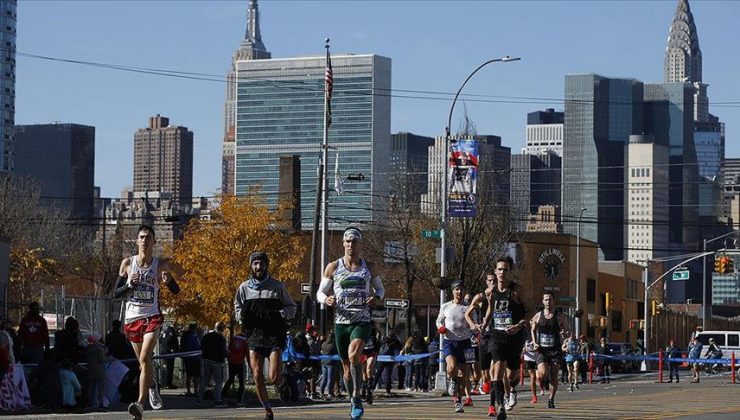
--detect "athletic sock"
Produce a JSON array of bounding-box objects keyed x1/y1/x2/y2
[
  {"x1": 492, "y1": 380, "x2": 504, "y2": 407},
  {"x1": 351, "y1": 364, "x2": 363, "y2": 398},
  {"x1": 344, "y1": 375, "x2": 354, "y2": 398}
]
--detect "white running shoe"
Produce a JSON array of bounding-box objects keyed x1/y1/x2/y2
[
  {"x1": 448, "y1": 380, "x2": 457, "y2": 397},
  {"x1": 505, "y1": 390, "x2": 517, "y2": 411},
  {"x1": 149, "y1": 381, "x2": 163, "y2": 410}
]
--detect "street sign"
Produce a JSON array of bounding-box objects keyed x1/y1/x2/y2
[
  {"x1": 421, "y1": 230, "x2": 441, "y2": 239},
  {"x1": 673, "y1": 270, "x2": 690, "y2": 281},
  {"x1": 301, "y1": 283, "x2": 311, "y2": 294},
  {"x1": 385, "y1": 298, "x2": 409, "y2": 309},
  {"x1": 558, "y1": 295, "x2": 576, "y2": 302}
]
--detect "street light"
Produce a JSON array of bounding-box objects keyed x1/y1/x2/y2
[
  {"x1": 702, "y1": 230, "x2": 738, "y2": 330},
  {"x1": 575, "y1": 207, "x2": 587, "y2": 338},
  {"x1": 436, "y1": 55, "x2": 521, "y2": 391}
]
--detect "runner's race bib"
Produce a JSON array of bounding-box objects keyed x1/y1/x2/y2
[
  {"x1": 338, "y1": 292, "x2": 367, "y2": 309},
  {"x1": 131, "y1": 286, "x2": 154, "y2": 305},
  {"x1": 493, "y1": 312, "x2": 513, "y2": 331},
  {"x1": 539, "y1": 333, "x2": 556, "y2": 348},
  {"x1": 464, "y1": 348, "x2": 476, "y2": 364}
]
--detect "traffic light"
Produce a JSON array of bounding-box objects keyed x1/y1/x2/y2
[
  {"x1": 651, "y1": 299, "x2": 657, "y2": 316},
  {"x1": 605, "y1": 292, "x2": 611, "y2": 313},
  {"x1": 715, "y1": 257, "x2": 724, "y2": 273},
  {"x1": 728, "y1": 257, "x2": 735, "y2": 273}
]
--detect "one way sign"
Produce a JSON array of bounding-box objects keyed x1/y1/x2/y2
[{"x1": 385, "y1": 298, "x2": 409, "y2": 309}]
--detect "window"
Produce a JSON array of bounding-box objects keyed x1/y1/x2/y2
[
  {"x1": 587, "y1": 278, "x2": 596, "y2": 303},
  {"x1": 728, "y1": 334, "x2": 739, "y2": 347},
  {"x1": 612, "y1": 311, "x2": 623, "y2": 332}
]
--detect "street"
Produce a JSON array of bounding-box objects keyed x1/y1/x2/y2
[{"x1": 8, "y1": 372, "x2": 740, "y2": 420}]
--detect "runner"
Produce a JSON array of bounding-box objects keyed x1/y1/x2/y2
[
  {"x1": 471, "y1": 256, "x2": 528, "y2": 419},
  {"x1": 530, "y1": 291, "x2": 571, "y2": 409},
  {"x1": 437, "y1": 280, "x2": 473, "y2": 414},
  {"x1": 360, "y1": 327, "x2": 380, "y2": 405},
  {"x1": 234, "y1": 251, "x2": 297, "y2": 420},
  {"x1": 317, "y1": 226, "x2": 385, "y2": 420},
  {"x1": 112, "y1": 225, "x2": 181, "y2": 420},
  {"x1": 562, "y1": 332, "x2": 580, "y2": 391},
  {"x1": 464, "y1": 292, "x2": 482, "y2": 398},
  {"x1": 465, "y1": 274, "x2": 495, "y2": 395},
  {"x1": 522, "y1": 339, "x2": 538, "y2": 404}
]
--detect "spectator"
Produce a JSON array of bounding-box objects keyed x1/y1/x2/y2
[
  {"x1": 161, "y1": 326, "x2": 179, "y2": 389},
  {"x1": 666, "y1": 339, "x2": 681, "y2": 383},
  {"x1": 578, "y1": 335, "x2": 590, "y2": 384},
  {"x1": 59, "y1": 358, "x2": 81, "y2": 408},
  {"x1": 222, "y1": 328, "x2": 248, "y2": 405},
  {"x1": 375, "y1": 332, "x2": 402, "y2": 395},
  {"x1": 401, "y1": 336, "x2": 415, "y2": 391},
  {"x1": 411, "y1": 334, "x2": 429, "y2": 391},
  {"x1": 688, "y1": 336, "x2": 703, "y2": 383},
  {"x1": 319, "y1": 330, "x2": 338, "y2": 399},
  {"x1": 305, "y1": 325, "x2": 322, "y2": 399},
  {"x1": 197, "y1": 322, "x2": 227, "y2": 408},
  {"x1": 597, "y1": 337, "x2": 611, "y2": 383},
  {"x1": 427, "y1": 334, "x2": 440, "y2": 387},
  {"x1": 0, "y1": 316, "x2": 15, "y2": 383},
  {"x1": 180, "y1": 322, "x2": 201, "y2": 395},
  {"x1": 86, "y1": 333, "x2": 108, "y2": 410},
  {"x1": 705, "y1": 338, "x2": 723, "y2": 374},
  {"x1": 29, "y1": 349, "x2": 62, "y2": 408},
  {"x1": 54, "y1": 316, "x2": 84, "y2": 364},
  {"x1": 18, "y1": 302, "x2": 49, "y2": 364}
]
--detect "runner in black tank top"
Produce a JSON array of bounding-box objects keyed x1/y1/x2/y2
[
  {"x1": 530, "y1": 291, "x2": 570, "y2": 410},
  {"x1": 466, "y1": 257, "x2": 528, "y2": 418}
]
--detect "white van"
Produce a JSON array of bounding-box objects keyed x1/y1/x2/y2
[{"x1": 694, "y1": 331, "x2": 740, "y2": 359}]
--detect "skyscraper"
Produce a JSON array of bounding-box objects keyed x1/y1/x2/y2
[
  {"x1": 562, "y1": 75, "x2": 644, "y2": 261},
  {"x1": 234, "y1": 54, "x2": 391, "y2": 228},
  {"x1": 222, "y1": 0, "x2": 271, "y2": 195},
  {"x1": 14, "y1": 123, "x2": 95, "y2": 220},
  {"x1": 665, "y1": 0, "x2": 706, "y2": 121},
  {"x1": 0, "y1": 0, "x2": 16, "y2": 174},
  {"x1": 133, "y1": 115, "x2": 194, "y2": 207},
  {"x1": 523, "y1": 109, "x2": 564, "y2": 156},
  {"x1": 625, "y1": 135, "x2": 669, "y2": 263},
  {"x1": 390, "y1": 132, "x2": 434, "y2": 210}
]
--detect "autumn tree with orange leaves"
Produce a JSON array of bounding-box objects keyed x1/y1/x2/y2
[{"x1": 163, "y1": 194, "x2": 305, "y2": 326}]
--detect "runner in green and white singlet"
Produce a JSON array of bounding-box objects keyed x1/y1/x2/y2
[{"x1": 317, "y1": 227, "x2": 384, "y2": 420}]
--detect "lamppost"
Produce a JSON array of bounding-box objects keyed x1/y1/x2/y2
[
  {"x1": 702, "y1": 230, "x2": 739, "y2": 330},
  {"x1": 436, "y1": 55, "x2": 521, "y2": 391},
  {"x1": 575, "y1": 207, "x2": 587, "y2": 338}
]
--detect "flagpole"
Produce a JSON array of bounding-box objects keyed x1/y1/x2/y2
[{"x1": 320, "y1": 38, "x2": 331, "y2": 292}]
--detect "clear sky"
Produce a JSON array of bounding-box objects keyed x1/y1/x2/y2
[{"x1": 15, "y1": 0, "x2": 740, "y2": 199}]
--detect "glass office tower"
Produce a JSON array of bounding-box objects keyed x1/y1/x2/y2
[{"x1": 234, "y1": 54, "x2": 391, "y2": 229}]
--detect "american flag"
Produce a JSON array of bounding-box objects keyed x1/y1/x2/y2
[{"x1": 325, "y1": 47, "x2": 333, "y2": 127}]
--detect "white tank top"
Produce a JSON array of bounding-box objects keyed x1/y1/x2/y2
[{"x1": 125, "y1": 257, "x2": 161, "y2": 323}]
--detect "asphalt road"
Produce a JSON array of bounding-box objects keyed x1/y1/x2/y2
[{"x1": 8, "y1": 372, "x2": 740, "y2": 419}]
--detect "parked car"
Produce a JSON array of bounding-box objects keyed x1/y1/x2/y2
[{"x1": 606, "y1": 342, "x2": 639, "y2": 373}]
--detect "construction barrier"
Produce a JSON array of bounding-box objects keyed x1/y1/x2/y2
[
  {"x1": 733, "y1": 352, "x2": 736, "y2": 385},
  {"x1": 658, "y1": 350, "x2": 664, "y2": 383}
]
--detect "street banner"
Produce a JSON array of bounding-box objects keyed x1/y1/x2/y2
[{"x1": 448, "y1": 139, "x2": 479, "y2": 217}]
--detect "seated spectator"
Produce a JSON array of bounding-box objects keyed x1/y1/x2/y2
[
  {"x1": 29, "y1": 349, "x2": 62, "y2": 408},
  {"x1": 54, "y1": 316, "x2": 84, "y2": 364},
  {"x1": 86, "y1": 333, "x2": 108, "y2": 410},
  {"x1": 59, "y1": 358, "x2": 81, "y2": 408}
]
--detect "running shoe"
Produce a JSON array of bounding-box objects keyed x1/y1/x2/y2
[
  {"x1": 505, "y1": 390, "x2": 517, "y2": 410},
  {"x1": 463, "y1": 396, "x2": 473, "y2": 406},
  {"x1": 128, "y1": 401, "x2": 144, "y2": 419},
  {"x1": 264, "y1": 410, "x2": 274, "y2": 420},
  {"x1": 366, "y1": 390, "x2": 373, "y2": 405},
  {"x1": 547, "y1": 398, "x2": 555, "y2": 409},
  {"x1": 575, "y1": 383, "x2": 580, "y2": 390},
  {"x1": 447, "y1": 380, "x2": 457, "y2": 397},
  {"x1": 496, "y1": 407, "x2": 507, "y2": 420},
  {"x1": 454, "y1": 401, "x2": 464, "y2": 413},
  {"x1": 149, "y1": 381, "x2": 163, "y2": 410},
  {"x1": 350, "y1": 396, "x2": 364, "y2": 419},
  {"x1": 531, "y1": 395, "x2": 537, "y2": 404},
  {"x1": 488, "y1": 405, "x2": 496, "y2": 417}
]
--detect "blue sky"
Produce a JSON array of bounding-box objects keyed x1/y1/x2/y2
[{"x1": 15, "y1": 0, "x2": 740, "y2": 198}]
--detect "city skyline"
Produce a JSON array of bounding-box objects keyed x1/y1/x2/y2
[{"x1": 14, "y1": 0, "x2": 740, "y2": 198}]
